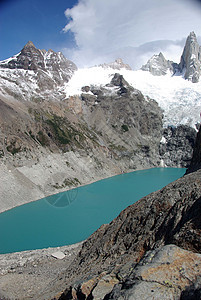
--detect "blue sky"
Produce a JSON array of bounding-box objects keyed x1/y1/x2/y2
[
  {"x1": 1, "y1": 0, "x2": 201, "y2": 69},
  {"x1": 0, "y1": 0, "x2": 77, "y2": 60}
]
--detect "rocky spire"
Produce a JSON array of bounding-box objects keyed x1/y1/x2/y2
[
  {"x1": 141, "y1": 52, "x2": 177, "y2": 76},
  {"x1": 179, "y1": 31, "x2": 201, "y2": 83}
]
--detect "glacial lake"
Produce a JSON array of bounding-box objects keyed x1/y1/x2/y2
[{"x1": 0, "y1": 167, "x2": 186, "y2": 254}]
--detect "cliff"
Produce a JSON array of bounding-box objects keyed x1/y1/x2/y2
[{"x1": 186, "y1": 125, "x2": 201, "y2": 174}]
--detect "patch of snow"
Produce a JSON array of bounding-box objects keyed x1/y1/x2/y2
[
  {"x1": 0, "y1": 53, "x2": 21, "y2": 64},
  {"x1": 159, "y1": 159, "x2": 166, "y2": 167},
  {"x1": 160, "y1": 137, "x2": 166, "y2": 144}
]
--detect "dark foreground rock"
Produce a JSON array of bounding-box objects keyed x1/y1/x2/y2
[{"x1": 107, "y1": 244, "x2": 201, "y2": 300}]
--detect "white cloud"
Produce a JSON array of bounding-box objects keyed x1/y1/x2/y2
[{"x1": 63, "y1": 0, "x2": 201, "y2": 68}]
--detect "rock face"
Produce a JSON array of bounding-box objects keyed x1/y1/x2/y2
[
  {"x1": 179, "y1": 31, "x2": 201, "y2": 83},
  {"x1": 186, "y1": 125, "x2": 201, "y2": 174},
  {"x1": 141, "y1": 52, "x2": 177, "y2": 76},
  {"x1": 159, "y1": 125, "x2": 197, "y2": 168},
  {"x1": 0, "y1": 41, "x2": 77, "y2": 80}
]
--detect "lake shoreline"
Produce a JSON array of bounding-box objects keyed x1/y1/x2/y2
[{"x1": 0, "y1": 164, "x2": 153, "y2": 214}]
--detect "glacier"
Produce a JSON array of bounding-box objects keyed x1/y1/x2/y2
[{"x1": 63, "y1": 67, "x2": 201, "y2": 129}]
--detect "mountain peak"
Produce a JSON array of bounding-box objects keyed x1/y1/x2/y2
[
  {"x1": 0, "y1": 42, "x2": 77, "y2": 92},
  {"x1": 179, "y1": 31, "x2": 201, "y2": 83},
  {"x1": 24, "y1": 41, "x2": 36, "y2": 48},
  {"x1": 189, "y1": 31, "x2": 197, "y2": 40},
  {"x1": 99, "y1": 58, "x2": 132, "y2": 70},
  {"x1": 141, "y1": 52, "x2": 176, "y2": 76}
]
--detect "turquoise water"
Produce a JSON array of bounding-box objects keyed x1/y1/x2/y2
[{"x1": 0, "y1": 168, "x2": 185, "y2": 254}]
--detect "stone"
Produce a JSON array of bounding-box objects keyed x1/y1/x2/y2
[
  {"x1": 92, "y1": 274, "x2": 119, "y2": 299},
  {"x1": 51, "y1": 251, "x2": 65, "y2": 260}
]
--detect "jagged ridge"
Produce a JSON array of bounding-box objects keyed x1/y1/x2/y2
[{"x1": 142, "y1": 31, "x2": 201, "y2": 83}]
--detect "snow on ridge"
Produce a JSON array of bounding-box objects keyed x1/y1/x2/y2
[
  {"x1": 63, "y1": 67, "x2": 114, "y2": 97},
  {"x1": 64, "y1": 67, "x2": 201, "y2": 129},
  {"x1": 0, "y1": 53, "x2": 21, "y2": 64}
]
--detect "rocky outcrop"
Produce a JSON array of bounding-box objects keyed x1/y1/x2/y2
[
  {"x1": 141, "y1": 52, "x2": 177, "y2": 76},
  {"x1": 107, "y1": 245, "x2": 201, "y2": 300},
  {"x1": 159, "y1": 125, "x2": 197, "y2": 167},
  {"x1": 179, "y1": 31, "x2": 201, "y2": 83},
  {"x1": 99, "y1": 58, "x2": 132, "y2": 70},
  {"x1": 186, "y1": 125, "x2": 201, "y2": 174}
]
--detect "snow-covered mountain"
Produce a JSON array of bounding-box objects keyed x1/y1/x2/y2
[
  {"x1": 141, "y1": 31, "x2": 201, "y2": 83},
  {"x1": 0, "y1": 41, "x2": 77, "y2": 101},
  {"x1": 0, "y1": 32, "x2": 200, "y2": 130}
]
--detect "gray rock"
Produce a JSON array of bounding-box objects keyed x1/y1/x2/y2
[
  {"x1": 179, "y1": 32, "x2": 201, "y2": 83},
  {"x1": 141, "y1": 32, "x2": 201, "y2": 83},
  {"x1": 159, "y1": 125, "x2": 197, "y2": 168},
  {"x1": 99, "y1": 58, "x2": 132, "y2": 70},
  {"x1": 186, "y1": 125, "x2": 201, "y2": 174},
  {"x1": 107, "y1": 245, "x2": 201, "y2": 300},
  {"x1": 141, "y1": 52, "x2": 177, "y2": 76}
]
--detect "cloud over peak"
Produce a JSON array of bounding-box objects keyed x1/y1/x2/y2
[{"x1": 62, "y1": 0, "x2": 201, "y2": 68}]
